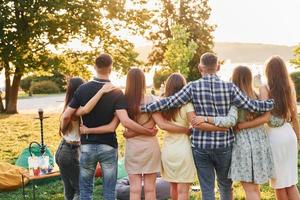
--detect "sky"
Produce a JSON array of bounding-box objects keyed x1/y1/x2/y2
[
  {"x1": 208, "y1": 0, "x2": 300, "y2": 46},
  {"x1": 127, "y1": 0, "x2": 300, "y2": 47},
  {"x1": 1, "y1": 0, "x2": 300, "y2": 88}
]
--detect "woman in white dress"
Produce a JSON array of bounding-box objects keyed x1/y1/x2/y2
[{"x1": 261, "y1": 56, "x2": 300, "y2": 200}]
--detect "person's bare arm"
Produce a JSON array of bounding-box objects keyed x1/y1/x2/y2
[
  {"x1": 291, "y1": 90, "x2": 300, "y2": 141},
  {"x1": 237, "y1": 112, "x2": 271, "y2": 130},
  {"x1": 236, "y1": 86, "x2": 271, "y2": 130},
  {"x1": 187, "y1": 112, "x2": 229, "y2": 132},
  {"x1": 80, "y1": 116, "x2": 120, "y2": 134},
  {"x1": 152, "y1": 112, "x2": 189, "y2": 134},
  {"x1": 115, "y1": 109, "x2": 157, "y2": 136},
  {"x1": 60, "y1": 107, "x2": 77, "y2": 134},
  {"x1": 75, "y1": 83, "x2": 117, "y2": 116}
]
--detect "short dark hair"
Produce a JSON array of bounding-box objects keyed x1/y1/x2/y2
[
  {"x1": 95, "y1": 53, "x2": 113, "y2": 68},
  {"x1": 200, "y1": 53, "x2": 218, "y2": 69}
]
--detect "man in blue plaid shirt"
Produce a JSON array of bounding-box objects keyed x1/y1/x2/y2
[{"x1": 141, "y1": 53, "x2": 274, "y2": 200}]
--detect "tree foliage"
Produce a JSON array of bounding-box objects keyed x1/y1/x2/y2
[
  {"x1": 148, "y1": 0, "x2": 215, "y2": 81},
  {"x1": 291, "y1": 46, "x2": 300, "y2": 68},
  {"x1": 0, "y1": 0, "x2": 151, "y2": 113},
  {"x1": 163, "y1": 24, "x2": 198, "y2": 77},
  {"x1": 290, "y1": 71, "x2": 300, "y2": 101}
]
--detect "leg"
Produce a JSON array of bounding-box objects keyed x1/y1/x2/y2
[
  {"x1": 192, "y1": 147, "x2": 215, "y2": 200},
  {"x1": 128, "y1": 174, "x2": 143, "y2": 200},
  {"x1": 241, "y1": 182, "x2": 260, "y2": 200},
  {"x1": 144, "y1": 173, "x2": 157, "y2": 200},
  {"x1": 57, "y1": 143, "x2": 76, "y2": 200},
  {"x1": 170, "y1": 182, "x2": 178, "y2": 200},
  {"x1": 69, "y1": 147, "x2": 80, "y2": 200},
  {"x1": 79, "y1": 145, "x2": 97, "y2": 200},
  {"x1": 275, "y1": 188, "x2": 289, "y2": 200},
  {"x1": 177, "y1": 183, "x2": 190, "y2": 200},
  {"x1": 99, "y1": 145, "x2": 118, "y2": 200},
  {"x1": 286, "y1": 185, "x2": 300, "y2": 200},
  {"x1": 213, "y1": 147, "x2": 233, "y2": 200}
]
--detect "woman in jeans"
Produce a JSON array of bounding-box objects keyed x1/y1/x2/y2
[{"x1": 56, "y1": 77, "x2": 118, "y2": 200}]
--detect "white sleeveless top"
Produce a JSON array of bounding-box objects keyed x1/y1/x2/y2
[{"x1": 62, "y1": 120, "x2": 81, "y2": 142}]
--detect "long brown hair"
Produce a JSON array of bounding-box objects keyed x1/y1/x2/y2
[
  {"x1": 60, "y1": 77, "x2": 84, "y2": 136},
  {"x1": 265, "y1": 56, "x2": 295, "y2": 119},
  {"x1": 63, "y1": 77, "x2": 85, "y2": 111},
  {"x1": 232, "y1": 66, "x2": 256, "y2": 99},
  {"x1": 161, "y1": 73, "x2": 187, "y2": 121},
  {"x1": 232, "y1": 66, "x2": 257, "y2": 119},
  {"x1": 125, "y1": 68, "x2": 146, "y2": 121}
]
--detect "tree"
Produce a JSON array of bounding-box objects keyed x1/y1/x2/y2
[
  {"x1": 163, "y1": 24, "x2": 198, "y2": 77},
  {"x1": 290, "y1": 71, "x2": 300, "y2": 101},
  {"x1": 148, "y1": 0, "x2": 215, "y2": 81},
  {"x1": 291, "y1": 45, "x2": 300, "y2": 68},
  {"x1": 0, "y1": 0, "x2": 151, "y2": 113}
]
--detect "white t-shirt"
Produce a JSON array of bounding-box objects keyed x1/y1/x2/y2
[{"x1": 63, "y1": 120, "x2": 80, "y2": 142}]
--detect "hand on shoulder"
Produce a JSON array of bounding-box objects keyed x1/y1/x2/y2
[{"x1": 100, "y1": 83, "x2": 119, "y2": 94}]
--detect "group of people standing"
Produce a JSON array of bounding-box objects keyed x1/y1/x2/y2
[{"x1": 57, "y1": 52, "x2": 299, "y2": 200}]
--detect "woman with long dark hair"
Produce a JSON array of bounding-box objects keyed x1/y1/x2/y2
[
  {"x1": 56, "y1": 77, "x2": 117, "y2": 200},
  {"x1": 262, "y1": 56, "x2": 300, "y2": 200}
]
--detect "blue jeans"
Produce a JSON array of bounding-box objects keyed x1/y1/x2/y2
[
  {"x1": 56, "y1": 140, "x2": 80, "y2": 200},
  {"x1": 79, "y1": 144, "x2": 118, "y2": 200},
  {"x1": 192, "y1": 146, "x2": 233, "y2": 200}
]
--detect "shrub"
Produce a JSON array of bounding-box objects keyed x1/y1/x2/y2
[
  {"x1": 20, "y1": 72, "x2": 66, "y2": 94},
  {"x1": 153, "y1": 68, "x2": 172, "y2": 89},
  {"x1": 291, "y1": 71, "x2": 300, "y2": 101},
  {"x1": 20, "y1": 76, "x2": 32, "y2": 93},
  {"x1": 30, "y1": 81, "x2": 60, "y2": 94}
]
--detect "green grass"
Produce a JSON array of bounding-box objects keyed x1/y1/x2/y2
[{"x1": 0, "y1": 113, "x2": 299, "y2": 199}]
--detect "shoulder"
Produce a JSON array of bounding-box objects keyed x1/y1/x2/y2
[
  {"x1": 144, "y1": 95, "x2": 157, "y2": 104},
  {"x1": 258, "y1": 85, "x2": 270, "y2": 100},
  {"x1": 76, "y1": 81, "x2": 93, "y2": 92},
  {"x1": 182, "y1": 102, "x2": 194, "y2": 113}
]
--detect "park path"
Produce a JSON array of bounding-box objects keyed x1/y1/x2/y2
[
  {"x1": 18, "y1": 94, "x2": 65, "y2": 114},
  {"x1": 17, "y1": 93, "x2": 300, "y2": 114}
]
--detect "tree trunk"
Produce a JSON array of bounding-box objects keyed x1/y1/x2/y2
[
  {"x1": 0, "y1": 93, "x2": 4, "y2": 113},
  {"x1": 6, "y1": 72, "x2": 22, "y2": 114},
  {"x1": 4, "y1": 61, "x2": 10, "y2": 111}
]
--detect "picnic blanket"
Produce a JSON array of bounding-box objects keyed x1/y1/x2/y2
[{"x1": 0, "y1": 162, "x2": 29, "y2": 191}]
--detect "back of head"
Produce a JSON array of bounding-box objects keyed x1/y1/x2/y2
[
  {"x1": 200, "y1": 52, "x2": 218, "y2": 72},
  {"x1": 232, "y1": 66, "x2": 255, "y2": 99},
  {"x1": 162, "y1": 73, "x2": 186, "y2": 121},
  {"x1": 125, "y1": 68, "x2": 146, "y2": 121},
  {"x1": 95, "y1": 53, "x2": 113, "y2": 75},
  {"x1": 64, "y1": 77, "x2": 85, "y2": 110},
  {"x1": 265, "y1": 56, "x2": 294, "y2": 119}
]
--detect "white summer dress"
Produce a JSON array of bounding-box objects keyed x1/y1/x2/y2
[{"x1": 267, "y1": 115, "x2": 298, "y2": 189}]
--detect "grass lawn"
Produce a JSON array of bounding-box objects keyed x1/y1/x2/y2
[{"x1": 0, "y1": 113, "x2": 299, "y2": 199}]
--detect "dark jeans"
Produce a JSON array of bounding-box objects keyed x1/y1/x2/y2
[
  {"x1": 55, "y1": 139, "x2": 80, "y2": 200},
  {"x1": 192, "y1": 146, "x2": 233, "y2": 200},
  {"x1": 79, "y1": 144, "x2": 118, "y2": 200}
]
